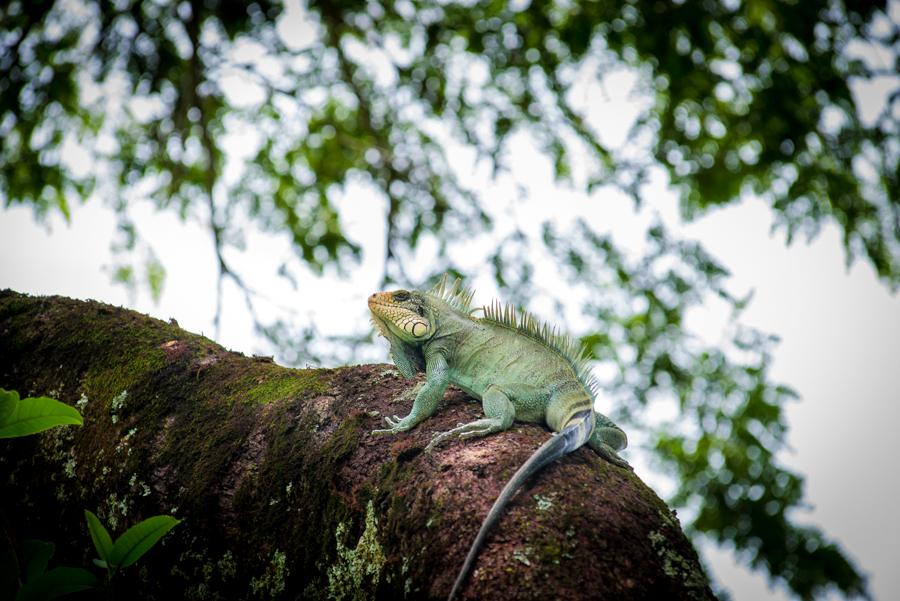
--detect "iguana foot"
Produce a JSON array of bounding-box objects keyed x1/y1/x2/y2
[
  {"x1": 372, "y1": 384, "x2": 429, "y2": 436},
  {"x1": 372, "y1": 414, "x2": 415, "y2": 436},
  {"x1": 424, "y1": 418, "x2": 504, "y2": 453},
  {"x1": 423, "y1": 431, "x2": 452, "y2": 453},
  {"x1": 589, "y1": 414, "x2": 631, "y2": 469},
  {"x1": 595, "y1": 443, "x2": 633, "y2": 470}
]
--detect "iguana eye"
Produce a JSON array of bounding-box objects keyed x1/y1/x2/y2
[{"x1": 393, "y1": 291, "x2": 410, "y2": 302}]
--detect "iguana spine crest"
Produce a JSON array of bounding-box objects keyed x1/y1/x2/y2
[
  {"x1": 480, "y1": 299, "x2": 600, "y2": 398},
  {"x1": 426, "y1": 275, "x2": 476, "y2": 312},
  {"x1": 428, "y1": 275, "x2": 601, "y2": 398}
]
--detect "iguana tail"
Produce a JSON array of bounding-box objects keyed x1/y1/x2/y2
[{"x1": 447, "y1": 409, "x2": 594, "y2": 600}]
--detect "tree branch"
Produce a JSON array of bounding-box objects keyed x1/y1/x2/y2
[{"x1": 0, "y1": 290, "x2": 716, "y2": 600}]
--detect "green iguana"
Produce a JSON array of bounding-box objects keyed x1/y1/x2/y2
[{"x1": 368, "y1": 277, "x2": 630, "y2": 600}]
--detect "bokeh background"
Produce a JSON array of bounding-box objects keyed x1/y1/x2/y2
[{"x1": 2, "y1": 1, "x2": 898, "y2": 599}]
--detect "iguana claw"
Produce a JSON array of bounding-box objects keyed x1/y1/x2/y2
[
  {"x1": 424, "y1": 430, "x2": 453, "y2": 453},
  {"x1": 372, "y1": 414, "x2": 413, "y2": 436},
  {"x1": 595, "y1": 443, "x2": 633, "y2": 470}
]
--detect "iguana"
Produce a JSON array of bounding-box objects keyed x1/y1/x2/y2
[{"x1": 368, "y1": 277, "x2": 630, "y2": 600}]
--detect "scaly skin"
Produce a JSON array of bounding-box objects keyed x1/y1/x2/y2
[{"x1": 368, "y1": 279, "x2": 629, "y2": 600}]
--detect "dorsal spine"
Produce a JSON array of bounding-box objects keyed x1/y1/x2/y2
[
  {"x1": 423, "y1": 276, "x2": 599, "y2": 399},
  {"x1": 479, "y1": 299, "x2": 599, "y2": 399},
  {"x1": 426, "y1": 275, "x2": 475, "y2": 312}
]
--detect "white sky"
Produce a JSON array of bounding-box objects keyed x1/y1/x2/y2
[{"x1": 2, "y1": 3, "x2": 899, "y2": 599}]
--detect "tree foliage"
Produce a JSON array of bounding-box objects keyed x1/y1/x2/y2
[{"x1": 2, "y1": 0, "x2": 895, "y2": 598}]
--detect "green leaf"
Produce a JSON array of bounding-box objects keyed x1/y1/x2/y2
[
  {"x1": 112, "y1": 265, "x2": 134, "y2": 285},
  {"x1": 146, "y1": 256, "x2": 166, "y2": 303},
  {"x1": 92, "y1": 559, "x2": 108, "y2": 569},
  {"x1": 84, "y1": 510, "x2": 113, "y2": 562},
  {"x1": 22, "y1": 540, "x2": 54, "y2": 583},
  {"x1": 15, "y1": 567, "x2": 98, "y2": 601},
  {"x1": 0, "y1": 389, "x2": 18, "y2": 423},
  {"x1": 108, "y1": 515, "x2": 180, "y2": 568},
  {"x1": 0, "y1": 396, "x2": 83, "y2": 438},
  {"x1": 1, "y1": 544, "x2": 20, "y2": 600}
]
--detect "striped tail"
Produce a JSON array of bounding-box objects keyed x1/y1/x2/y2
[{"x1": 446, "y1": 409, "x2": 594, "y2": 600}]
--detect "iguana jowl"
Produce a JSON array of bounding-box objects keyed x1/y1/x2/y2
[{"x1": 368, "y1": 277, "x2": 630, "y2": 600}]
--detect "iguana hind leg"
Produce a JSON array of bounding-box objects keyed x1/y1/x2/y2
[
  {"x1": 425, "y1": 386, "x2": 515, "y2": 453},
  {"x1": 589, "y1": 412, "x2": 631, "y2": 469}
]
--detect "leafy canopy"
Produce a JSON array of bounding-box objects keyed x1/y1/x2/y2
[{"x1": 2, "y1": 0, "x2": 895, "y2": 599}]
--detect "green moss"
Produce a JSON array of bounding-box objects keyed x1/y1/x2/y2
[
  {"x1": 647, "y1": 516, "x2": 709, "y2": 594},
  {"x1": 218, "y1": 550, "x2": 237, "y2": 580},
  {"x1": 326, "y1": 501, "x2": 386, "y2": 601},
  {"x1": 250, "y1": 549, "x2": 288, "y2": 599},
  {"x1": 0, "y1": 293, "x2": 31, "y2": 318},
  {"x1": 239, "y1": 368, "x2": 328, "y2": 405},
  {"x1": 170, "y1": 548, "x2": 237, "y2": 600},
  {"x1": 312, "y1": 412, "x2": 364, "y2": 472},
  {"x1": 538, "y1": 539, "x2": 563, "y2": 565},
  {"x1": 84, "y1": 348, "x2": 167, "y2": 405}
]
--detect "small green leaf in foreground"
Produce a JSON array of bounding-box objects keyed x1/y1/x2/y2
[
  {"x1": 107, "y1": 515, "x2": 180, "y2": 568},
  {"x1": 84, "y1": 510, "x2": 113, "y2": 562},
  {"x1": 22, "y1": 540, "x2": 55, "y2": 583},
  {"x1": 14, "y1": 567, "x2": 98, "y2": 601},
  {"x1": 0, "y1": 394, "x2": 83, "y2": 439},
  {"x1": 0, "y1": 389, "x2": 18, "y2": 423}
]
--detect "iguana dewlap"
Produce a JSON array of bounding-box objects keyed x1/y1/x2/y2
[{"x1": 368, "y1": 277, "x2": 629, "y2": 600}]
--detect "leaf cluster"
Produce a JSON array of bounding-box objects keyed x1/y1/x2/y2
[
  {"x1": 1, "y1": 540, "x2": 97, "y2": 601},
  {"x1": 85, "y1": 510, "x2": 180, "y2": 575},
  {"x1": 1, "y1": 389, "x2": 179, "y2": 599}
]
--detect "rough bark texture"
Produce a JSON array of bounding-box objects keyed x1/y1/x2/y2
[{"x1": 0, "y1": 290, "x2": 716, "y2": 600}]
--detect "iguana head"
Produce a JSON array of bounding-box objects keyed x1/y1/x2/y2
[{"x1": 368, "y1": 289, "x2": 435, "y2": 343}]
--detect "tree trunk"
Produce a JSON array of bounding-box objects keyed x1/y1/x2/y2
[{"x1": 0, "y1": 289, "x2": 716, "y2": 600}]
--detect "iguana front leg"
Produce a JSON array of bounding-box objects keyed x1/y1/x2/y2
[
  {"x1": 394, "y1": 381, "x2": 424, "y2": 404},
  {"x1": 389, "y1": 341, "x2": 419, "y2": 380},
  {"x1": 373, "y1": 353, "x2": 449, "y2": 435},
  {"x1": 424, "y1": 385, "x2": 515, "y2": 452}
]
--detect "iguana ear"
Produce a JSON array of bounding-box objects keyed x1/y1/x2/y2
[{"x1": 399, "y1": 315, "x2": 431, "y2": 339}]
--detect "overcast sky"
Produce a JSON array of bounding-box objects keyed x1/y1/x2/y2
[{"x1": 2, "y1": 2, "x2": 899, "y2": 599}]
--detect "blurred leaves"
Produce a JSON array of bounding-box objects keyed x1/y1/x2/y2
[
  {"x1": 146, "y1": 253, "x2": 165, "y2": 302},
  {"x1": 544, "y1": 220, "x2": 868, "y2": 599},
  {"x1": 2, "y1": 0, "x2": 895, "y2": 288}
]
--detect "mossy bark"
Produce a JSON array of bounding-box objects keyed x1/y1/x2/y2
[{"x1": 0, "y1": 290, "x2": 716, "y2": 600}]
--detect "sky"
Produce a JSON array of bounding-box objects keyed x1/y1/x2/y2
[{"x1": 2, "y1": 2, "x2": 900, "y2": 600}]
